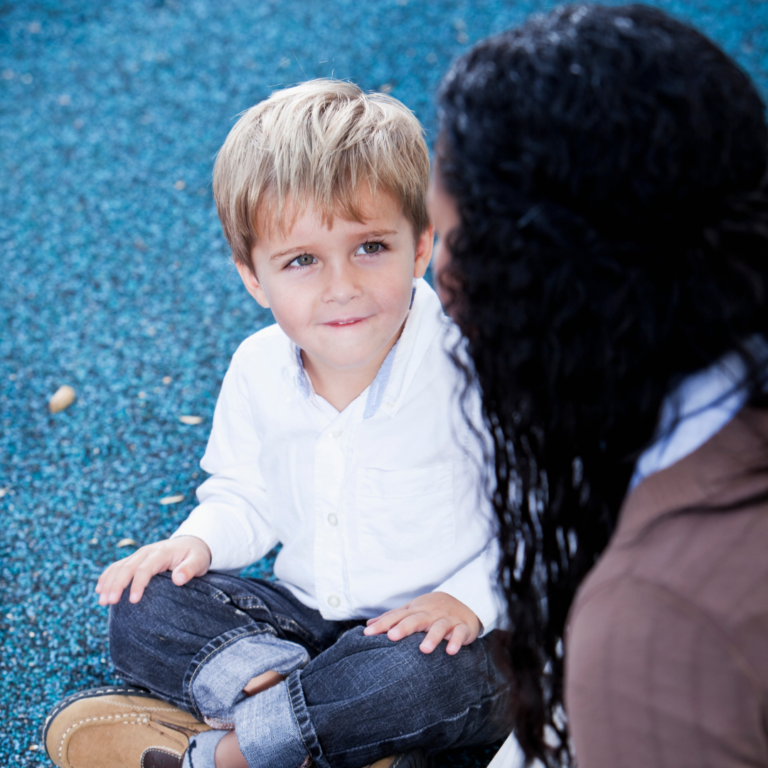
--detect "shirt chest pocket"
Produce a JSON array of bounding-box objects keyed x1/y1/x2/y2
[{"x1": 355, "y1": 464, "x2": 456, "y2": 561}]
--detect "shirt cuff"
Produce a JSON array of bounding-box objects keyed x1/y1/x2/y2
[{"x1": 171, "y1": 504, "x2": 264, "y2": 571}]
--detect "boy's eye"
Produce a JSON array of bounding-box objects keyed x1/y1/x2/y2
[
  {"x1": 357, "y1": 242, "x2": 383, "y2": 255},
  {"x1": 289, "y1": 254, "x2": 316, "y2": 268}
]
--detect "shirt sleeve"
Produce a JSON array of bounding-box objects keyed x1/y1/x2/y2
[
  {"x1": 172, "y1": 350, "x2": 278, "y2": 571},
  {"x1": 434, "y1": 537, "x2": 507, "y2": 637},
  {"x1": 566, "y1": 576, "x2": 768, "y2": 768}
]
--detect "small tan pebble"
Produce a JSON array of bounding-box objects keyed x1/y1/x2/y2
[
  {"x1": 28, "y1": 744, "x2": 39, "y2": 751},
  {"x1": 162, "y1": 376, "x2": 172, "y2": 385},
  {"x1": 159, "y1": 494, "x2": 184, "y2": 505},
  {"x1": 138, "y1": 391, "x2": 146, "y2": 399},
  {"x1": 174, "y1": 179, "x2": 186, "y2": 190},
  {"x1": 89, "y1": 537, "x2": 98, "y2": 545},
  {"x1": 49, "y1": 385, "x2": 76, "y2": 414},
  {"x1": 116, "y1": 538, "x2": 137, "y2": 548},
  {"x1": 0, "y1": 488, "x2": 7, "y2": 498},
  {"x1": 179, "y1": 415, "x2": 203, "y2": 425}
]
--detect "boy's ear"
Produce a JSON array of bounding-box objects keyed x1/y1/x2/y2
[
  {"x1": 413, "y1": 223, "x2": 435, "y2": 279},
  {"x1": 236, "y1": 260, "x2": 270, "y2": 309}
]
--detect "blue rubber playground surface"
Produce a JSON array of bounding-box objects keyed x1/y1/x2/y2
[{"x1": 1, "y1": 0, "x2": 767, "y2": 764}]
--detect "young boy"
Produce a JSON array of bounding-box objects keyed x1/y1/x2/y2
[{"x1": 44, "y1": 80, "x2": 509, "y2": 768}]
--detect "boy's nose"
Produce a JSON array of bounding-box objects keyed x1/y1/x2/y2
[{"x1": 322, "y1": 260, "x2": 361, "y2": 304}]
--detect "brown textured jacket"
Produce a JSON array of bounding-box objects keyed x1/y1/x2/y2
[{"x1": 566, "y1": 409, "x2": 768, "y2": 767}]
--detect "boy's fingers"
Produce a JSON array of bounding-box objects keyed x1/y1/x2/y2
[
  {"x1": 445, "y1": 623, "x2": 470, "y2": 655},
  {"x1": 365, "y1": 609, "x2": 395, "y2": 627},
  {"x1": 386, "y1": 611, "x2": 430, "y2": 641},
  {"x1": 97, "y1": 549, "x2": 149, "y2": 604},
  {"x1": 364, "y1": 608, "x2": 408, "y2": 635},
  {"x1": 127, "y1": 556, "x2": 167, "y2": 602},
  {"x1": 96, "y1": 560, "x2": 124, "y2": 595},
  {"x1": 99, "y1": 562, "x2": 136, "y2": 605},
  {"x1": 95, "y1": 539, "x2": 212, "y2": 606},
  {"x1": 171, "y1": 553, "x2": 202, "y2": 585},
  {"x1": 172, "y1": 544, "x2": 214, "y2": 585},
  {"x1": 128, "y1": 569, "x2": 155, "y2": 603},
  {"x1": 419, "y1": 619, "x2": 452, "y2": 654}
]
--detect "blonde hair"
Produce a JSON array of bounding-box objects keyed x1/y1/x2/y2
[{"x1": 213, "y1": 79, "x2": 430, "y2": 269}]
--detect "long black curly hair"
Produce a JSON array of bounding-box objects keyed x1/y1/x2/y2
[{"x1": 436, "y1": 5, "x2": 768, "y2": 764}]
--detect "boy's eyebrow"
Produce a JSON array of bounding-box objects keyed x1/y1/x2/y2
[
  {"x1": 270, "y1": 246, "x2": 308, "y2": 262},
  {"x1": 268, "y1": 229, "x2": 400, "y2": 261}
]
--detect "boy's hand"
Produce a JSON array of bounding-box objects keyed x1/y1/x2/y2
[
  {"x1": 363, "y1": 592, "x2": 481, "y2": 655},
  {"x1": 95, "y1": 535, "x2": 212, "y2": 606}
]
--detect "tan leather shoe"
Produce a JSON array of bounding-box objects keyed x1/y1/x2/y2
[{"x1": 43, "y1": 686, "x2": 211, "y2": 768}]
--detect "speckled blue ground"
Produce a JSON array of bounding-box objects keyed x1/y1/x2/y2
[{"x1": 1, "y1": 0, "x2": 767, "y2": 765}]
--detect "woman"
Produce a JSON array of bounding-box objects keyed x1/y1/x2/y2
[{"x1": 429, "y1": 5, "x2": 768, "y2": 766}]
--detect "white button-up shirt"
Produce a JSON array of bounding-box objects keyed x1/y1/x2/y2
[{"x1": 173, "y1": 279, "x2": 503, "y2": 634}]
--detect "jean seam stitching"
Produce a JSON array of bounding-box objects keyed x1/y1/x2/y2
[{"x1": 286, "y1": 669, "x2": 326, "y2": 768}]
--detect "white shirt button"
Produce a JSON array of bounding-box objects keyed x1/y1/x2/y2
[
  {"x1": 327, "y1": 513, "x2": 338, "y2": 526},
  {"x1": 327, "y1": 594, "x2": 341, "y2": 608}
]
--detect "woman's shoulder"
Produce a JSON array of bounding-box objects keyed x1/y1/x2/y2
[
  {"x1": 566, "y1": 411, "x2": 768, "y2": 766},
  {"x1": 607, "y1": 411, "x2": 766, "y2": 601},
  {"x1": 566, "y1": 557, "x2": 768, "y2": 767},
  {"x1": 573, "y1": 407, "x2": 768, "y2": 668}
]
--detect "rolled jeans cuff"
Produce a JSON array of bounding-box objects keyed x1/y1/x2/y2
[
  {"x1": 188, "y1": 627, "x2": 309, "y2": 728},
  {"x1": 235, "y1": 680, "x2": 308, "y2": 768}
]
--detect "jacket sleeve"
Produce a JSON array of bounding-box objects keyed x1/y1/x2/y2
[{"x1": 172, "y1": 351, "x2": 278, "y2": 571}]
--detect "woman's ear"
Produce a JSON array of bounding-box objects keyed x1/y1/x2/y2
[
  {"x1": 235, "y1": 260, "x2": 270, "y2": 308},
  {"x1": 413, "y1": 223, "x2": 435, "y2": 279}
]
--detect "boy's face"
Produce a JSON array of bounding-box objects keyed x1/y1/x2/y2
[{"x1": 237, "y1": 188, "x2": 433, "y2": 380}]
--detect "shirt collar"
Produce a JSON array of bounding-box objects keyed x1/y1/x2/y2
[{"x1": 631, "y1": 335, "x2": 768, "y2": 489}]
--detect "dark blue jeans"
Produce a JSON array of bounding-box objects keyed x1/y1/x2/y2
[{"x1": 109, "y1": 572, "x2": 511, "y2": 768}]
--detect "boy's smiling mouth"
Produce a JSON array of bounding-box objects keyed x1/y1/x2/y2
[{"x1": 324, "y1": 317, "x2": 367, "y2": 326}]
